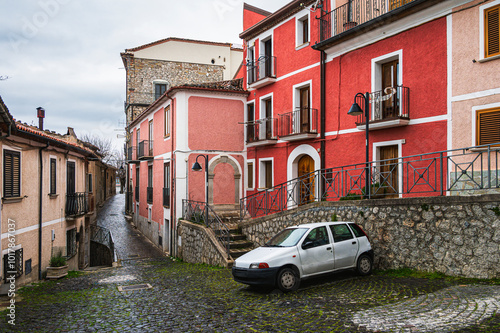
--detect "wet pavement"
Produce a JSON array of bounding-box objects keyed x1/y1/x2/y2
[{"x1": 0, "y1": 193, "x2": 499, "y2": 332}]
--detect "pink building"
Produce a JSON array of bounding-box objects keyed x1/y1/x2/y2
[{"x1": 128, "y1": 79, "x2": 248, "y2": 254}]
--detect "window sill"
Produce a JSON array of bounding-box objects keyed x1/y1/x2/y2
[
  {"x1": 48, "y1": 194, "x2": 59, "y2": 199},
  {"x1": 477, "y1": 54, "x2": 500, "y2": 63},
  {"x1": 295, "y1": 42, "x2": 310, "y2": 51},
  {"x1": 2, "y1": 197, "x2": 24, "y2": 204}
]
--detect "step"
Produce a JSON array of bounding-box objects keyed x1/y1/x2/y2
[
  {"x1": 230, "y1": 247, "x2": 255, "y2": 259},
  {"x1": 229, "y1": 239, "x2": 254, "y2": 250}
]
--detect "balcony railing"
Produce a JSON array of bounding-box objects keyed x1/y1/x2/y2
[
  {"x1": 247, "y1": 55, "x2": 277, "y2": 86},
  {"x1": 138, "y1": 140, "x2": 153, "y2": 159},
  {"x1": 163, "y1": 187, "x2": 170, "y2": 207},
  {"x1": 126, "y1": 146, "x2": 137, "y2": 161},
  {"x1": 135, "y1": 186, "x2": 139, "y2": 201},
  {"x1": 66, "y1": 192, "x2": 88, "y2": 217},
  {"x1": 147, "y1": 187, "x2": 153, "y2": 204},
  {"x1": 246, "y1": 118, "x2": 278, "y2": 145},
  {"x1": 355, "y1": 86, "x2": 410, "y2": 128},
  {"x1": 319, "y1": 0, "x2": 417, "y2": 42},
  {"x1": 279, "y1": 108, "x2": 319, "y2": 138}
]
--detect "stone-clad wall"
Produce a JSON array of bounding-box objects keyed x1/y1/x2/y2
[
  {"x1": 240, "y1": 195, "x2": 500, "y2": 279},
  {"x1": 178, "y1": 220, "x2": 233, "y2": 268}
]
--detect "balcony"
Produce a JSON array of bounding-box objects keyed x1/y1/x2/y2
[
  {"x1": 163, "y1": 187, "x2": 170, "y2": 207},
  {"x1": 138, "y1": 140, "x2": 153, "y2": 160},
  {"x1": 246, "y1": 118, "x2": 278, "y2": 147},
  {"x1": 355, "y1": 86, "x2": 410, "y2": 131},
  {"x1": 247, "y1": 55, "x2": 277, "y2": 89},
  {"x1": 127, "y1": 146, "x2": 139, "y2": 164},
  {"x1": 318, "y1": 0, "x2": 419, "y2": 43},
  {"x1": 135, "y1": 186, "x2": 139, "y2": 202},
  {"x1": 147, "y1": 187, "x2": 153, "y2": 204},
  {"x1": 279, "y1": 108, "x2": 319, "y2": 141},
  {"x1": 66, "y1": 192, "x2": 88, "y2": 217}
]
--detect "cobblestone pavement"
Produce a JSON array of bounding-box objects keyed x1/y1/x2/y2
[{"x1": 0, "y1": 194, "x2": 498, "y2": 332}]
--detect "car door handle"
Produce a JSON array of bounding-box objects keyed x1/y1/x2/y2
[
  {"x1": 326, "y1": 247, "x2": 332, "y2": 251},
  {"x1": 352, "y1": 241, "x2": 357, "y2": 245}
]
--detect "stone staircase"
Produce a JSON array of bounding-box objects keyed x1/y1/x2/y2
[{"x1": 212, "y1": 205, "x2": 254, "y2": 260}]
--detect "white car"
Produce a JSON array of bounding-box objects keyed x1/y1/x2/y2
[{"x1": 232, "y1": 222, "x2": 374, "y2": 292}]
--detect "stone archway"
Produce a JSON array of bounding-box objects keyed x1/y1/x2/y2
[{"x1": 208, "y1": 156, "x2": 241, "y2": 205}]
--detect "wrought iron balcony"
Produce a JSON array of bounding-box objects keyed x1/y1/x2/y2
[
  {"x1": 247, "y1": 55, "x2": 277, "y2": 88},
  {"x1": 319, "y1": 0, "x2": 417, "y2": 42},
  {"x1": 126, "y1": 146, "x2": 137, "y2": 162},
  {"x1": 355, "y1": 86, "x2": 410, "y2": 130},
  {"x1": 163, "y1": 187, "x2": 170, "y2": 207},
  {"x1": 147, "y1": 187, "x2": 153, "y2": 204},
  {"x1": 135, "y1": 186, "x2": 139, "y2": 201},
  {"x1": 66, "y1": 192, "x2": 88, "y2": 217},
  {"x1": 279, "y1": 108, "x2": 319, "y2": 141},
  {"x1": 138, "y1": 140, "x2": 153, "y2": 160},
  {"x1": 246, "y1": 118, "x2": 278, "y2": 147}
]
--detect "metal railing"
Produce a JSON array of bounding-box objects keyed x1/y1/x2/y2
[
  {"x1": 127, "y1": 146, "x2": 136, "y2": 161},
  {"x1": 246, "y1": 118, "x2": 278, "y2": 143},
  {"x1": 241, "y1": 143, "x2": 500, "y2": 219},
  {"x1": 163, "y1": 187, "x2": 170, "y2": 207},
  {"x1": 355, "y1": 86, "x2": 410, "y2": 124},
  {"x1": 247, "y1": 55, "x2": 277, "y2": 85},
  {"x1": 319, "y1": 0, "x2": 416, "y2": 42},
  {"x1": 182, "y1": 200, "x2": 231, "y2": 259},
  {"x1": 90, "y1": 224, "x2": 115, "y2": 260},
  {"x1": 279, "y1": 108, "x2": 319, "y2": 137},
  {"x1": 138, "y1": 140, "x2": 153, "y2": 159},
  {"x1": 66, "y1": 192, "x2": 88, "y2": 216},
  {"x1": 147, "y1": 187, "x2": 153, "y2": 204}
]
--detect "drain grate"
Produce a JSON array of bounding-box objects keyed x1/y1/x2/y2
[{"x1": 118, "y1": 283, "x2": 152, "y2": 292}]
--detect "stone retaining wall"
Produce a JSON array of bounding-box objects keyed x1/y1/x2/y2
[
  {"x1": 177, "y1": 220, "x2": 233, "y2": 268},
  {"x1": 240, "y1": 195, "x2": 500, "y2": 279}
]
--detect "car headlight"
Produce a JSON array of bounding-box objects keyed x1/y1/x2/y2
[{"x1": 249, "y1": 262, "x2": 269, "y2": 269}]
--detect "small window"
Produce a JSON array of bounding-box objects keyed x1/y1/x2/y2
[
  {"x1": 88, "y1": 174, "x2": 93, "y2": 193},
  {"x1": 330, "y1": 224, "x2": 354, "y2": 243},
  {"x1": 25, "y1": 258, "x2": 32, "y2": 275},
  {"x1": 485, "y1": 4, "x2": 499, "y2": 58},
  {"x1": 136, "y1": 129, "x2": 140, "y2": 149},
  {"x1": 155, "y1": 83, "x2": 167, "y2": 100},
  {"x1": 66, "y1": 228, "x2": 77, "y2": 258},
  {"x1": 297, "y1": 15, "x2": 309, "y2": 46},
  {"x1": 50, "y1": 158, "x2": 57, "y2": 195},
  {"x1": 3, "y1": 248, "x2": 23, "y2": 281},
  {"x1": 164, "y1": 106, "x2": 170, "y2": 137},
  {"x1": 247, "y1": 162, "x2": 254, "y2": 189},
  {"x1": 260, "y1": 160, "x2": 273, "y2": 189},
  {"x1": 3, "y1": 150, "x2": 21, "y2": 198},
  {"x1": 477, "y1": 108, "x2": 500, "y2": 145}
]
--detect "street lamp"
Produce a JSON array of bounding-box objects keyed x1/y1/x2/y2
[
  {"x1": 348, "y1": 92, "x2": 371, "y2": 199},
  {"x1": 192, "y1": 155, "x2": 209, "y2": 225}
]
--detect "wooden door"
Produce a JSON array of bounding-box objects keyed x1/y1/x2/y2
[
  {"x1": 381, "y1": 60, "x2": 399, "y2": 118},
  {"x1": 379, "y1": 145, "x2": 398, "y2": 197},
  {"x1": 67, "y1": 161, "x2": 76, "y2": 194},
  {"x1": 264, "y1": 39, "x2": 272, "y2": 77},
  {"x1": 247, "y1": 104, "x2": 255, "y2": 142},
  {"x1": 298, "y1": 155, "x2": 315, "y2": 205},
  {"x1": 299, "y1": 87, "x2": 310, "y2": 133}
]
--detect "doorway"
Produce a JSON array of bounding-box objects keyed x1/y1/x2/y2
[
  {"x1": 298, "y1": 155, "x2": 315, "y2": 205},
  {"x1": 378, "y1": 145, "x2": 399, "y2": 197}
]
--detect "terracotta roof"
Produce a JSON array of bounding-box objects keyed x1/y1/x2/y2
[
  {"x1": 124, "y1": 37, "x2": 236, "y2": 53},
  {"x1": 240, "y1": 0, "x2": 316, "y2": 40}
]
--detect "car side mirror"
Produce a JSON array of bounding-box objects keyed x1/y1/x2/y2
[{"x1": 302, "y1": 240, "x2": 314, "y2": 250}]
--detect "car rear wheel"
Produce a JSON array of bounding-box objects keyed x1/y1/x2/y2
[
  {"x1": 277, "y1": 267, "x2": 300, "y2": 292},
  {"x1": 357, "y1": 254, "x2": 373, "y2": 275}
]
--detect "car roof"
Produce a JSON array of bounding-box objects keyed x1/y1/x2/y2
[{"x1": 289, "y1": 221, "x2": 355, "y2": 229}]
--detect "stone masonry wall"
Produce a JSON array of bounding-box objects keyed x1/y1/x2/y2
[
  {"x1": 178, "y1": 220, "x2": 233, "y2": 268},
  {"x1": 240, "y1": 195, "x2": 500, "y2": 279}
]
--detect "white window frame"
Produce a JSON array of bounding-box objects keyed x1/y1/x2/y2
[
  {"x1": 164, "y1": 105, "x2": 170, "y2": 139},
  {"x1": 245, "y1": 101, "x2": 256, "y2": 143},
  {"x1": 296, "y1": 12, "x2": 311, "y2": 49},
  {"x1": 479, "y1": 0, "x2": 500, "y2": 62},
  {"x1": 259, "y1": 157, "x2": 274, "y2": 190},
  {"x1": 373, "y1": 139, "x2": 405, "y2": 197},
  {"x1": 293, "y1": 80, "x2": 313, "y2": 109},
  {"x1": 471, "y1": 102, "x2": 500, "y2": 146},
  {"x1": 246, "y1": 159, "x2": 255, "y2": 191},
  {"x1": 371, "y1": 50, "x2": 403, "y2": 119}
]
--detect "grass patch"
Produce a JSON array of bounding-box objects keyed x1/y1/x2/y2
[
  {"x1": 67, "y1": 270, "x2": 86, "y2": 279},
  {"x1": 376, "y1": 268, "x2": 500, "y2": 285}
]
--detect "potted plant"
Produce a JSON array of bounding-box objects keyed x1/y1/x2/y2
[{"x1": 46, "y1": 253, "x2": 68, "y2": 279}]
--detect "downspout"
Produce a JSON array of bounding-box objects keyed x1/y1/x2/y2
[
  {"x1": 39, "y1": 143, "x2": 49, "y2": 280},
  {"x1": 320, "y1": 50, "x2": 326, "y2": 179},
  {"x1": 165, "y1": 92, "x2": 175, "y2": 256}
]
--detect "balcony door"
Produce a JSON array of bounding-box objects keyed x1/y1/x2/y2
[
  {"x1": 67, "y1": 161, "x2": 76, "y2": 194},
  {"x1": 381, "y1": 60, "x2": 399, "y2": 119},
  {"x1": 379, "y1": 145, "x2": 398, "y2": 197},
  {"x1": 265, "y1": 99, "x2": 273, "y2": 139},
  {"x1": 299, "y1": 86, "x2": 310, "y2": 133},
  {"x1": 298, "y1": 155, "x2": 315, "y2": 205},
  {"x1": 264, "y1": 39, "x2": 272, "y2": 77},
  {"x1": 247, "y1": 104, "x2": 255, "y2": 143}
]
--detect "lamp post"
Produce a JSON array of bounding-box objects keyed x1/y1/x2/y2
[
  {"x1": 192, "y1": 155, "x2": 209, "y2": 225},
  {"x1": 348, "y1": 92, "x2": 371, "y2": 199}
]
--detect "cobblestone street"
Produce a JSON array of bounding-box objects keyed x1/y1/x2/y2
[{"x1": 1, "y1": 194, "x2": 499, "y2": 332}]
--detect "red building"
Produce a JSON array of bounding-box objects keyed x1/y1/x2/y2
[{"x1": 241, "y1": 0, "x2": 469, "y2": 217}]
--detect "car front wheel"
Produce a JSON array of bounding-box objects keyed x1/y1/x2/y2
[
  {"x1": 357, "y1": 254, "x2": 373, "y2": 275},
  {"x1": 277, "y1": 267, "x2": 300, "y2": 292}
]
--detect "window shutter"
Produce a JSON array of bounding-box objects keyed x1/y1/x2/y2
[
  {"x1": 486, "y1": 5, "x2": 500, "y2": 58},
  {"x1": 4, "y1": 150, "x2": 20, "y2": 198},
  {"x1": 477, "y1": 108, "x2": 500, "y2": 145},
  {"x1": 50, "y1": 158, "x2": 57, "y2": 194}
]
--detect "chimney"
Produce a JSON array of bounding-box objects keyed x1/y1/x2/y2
[{"x1": 36, "y1": 107, "x2": 45, "y2": 130}]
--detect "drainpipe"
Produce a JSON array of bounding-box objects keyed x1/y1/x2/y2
[
  {"x1": 320, "y1": 50, "x2": 326, "y2": 195},
  {"x1": 165, "y1": 92, "x2": 175, "y2": 256},
  {"x1": 39, "y1": 143, "x2": 49, "y2": 280}
]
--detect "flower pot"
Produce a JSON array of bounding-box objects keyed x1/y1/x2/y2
[{"x1": 46, "y1": 265, "x2": 68, "y2": 279}]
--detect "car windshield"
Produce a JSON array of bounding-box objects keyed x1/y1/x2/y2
[{"x1": 265, "y1": 228, "x2": 308, "y2": 247}]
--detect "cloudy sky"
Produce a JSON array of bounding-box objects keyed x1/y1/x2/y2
[{"x1": 0, "y1": 0, "x2": 290, "y2": 151}]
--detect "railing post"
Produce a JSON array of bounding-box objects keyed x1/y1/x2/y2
[
  {"x1": 488, "y1": 145, "x2": 491, "y2": 189},
  {"x1": 440, "y1": 152, "x2": 444, "y2": 196}
]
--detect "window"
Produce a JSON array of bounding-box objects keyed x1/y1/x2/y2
[
  {"x1": 164, "y1": 106, "x2": 170, "y2": 137},
  {"x1": 155, "y1": 83, "x2": 167, "y2": 100},
  {"x1": 246, "y1": 103, "x2": 256, "y2": 143},
  {"x1": 147, "y1": 165, "x2": 153, "y2": 204},
  {"x1": 88, "y1": 174, "x2": 93, "y2": 193},
  {"x1": 164, "y1": 163, "x2": 170, "y2": 207},
  {"x1": 477, "y1": 108, "x2": 500, "y2": 145},
  {"x1": 50, "y1": 158, "x2": 57, "y2": 195},
  {"x1": 3, "y1": 150, "x2": 21, "y2": 198},
  {"x1": 261, "y1": 97, "x2": 274, "y2": 139},
  {"x1": 148, "y1": 120, "x2": 154, "y2": 155},
  {"x1": 372, "y1": 50, "x2": 403, "y2": 121},
  {"x1": 136, "y1": 128, "x2": 140, "y2": 152},
  {"x1": 297, "y1": 15, "x2": 309, "y2": 46},
  {"x1": 485, "y1": 4, "x2": 499, "y2": 58},
  {"x1": 66, "y1": 161, "x2": 76, "y2": 194},
  {"x1": 247, "y1": 46, "x2": 256, "y2": 84},
  {"x1": 259, "y1": 159, "x2": 273, "y2": 189},
  {"x1": 330, "y1": 224, "x2": 354, "y2": 243},
  {"x1": 135, "y1": 167, "x2": 140, "y2": 202},
  {"x1": 247, "y1": 162, "x2": 254, "y2": 189},
  {"x1": 302, "y1": 226, "x2": 329, "y2": 249},
  {"x1": 66, "y1": 228, "x2": 77, "y2": 258},
  {"x1": 25, "y1": 258, "x2": 32, "y2": 275},
  {"x1": 3, "y1": 248, "x2": 23, "y2": 281}
]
